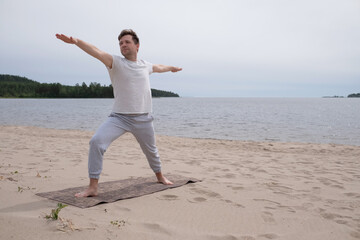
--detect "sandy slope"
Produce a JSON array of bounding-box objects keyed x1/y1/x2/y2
[{"x1": 0, "y1": 125, "x2": 359, "y2": 240}]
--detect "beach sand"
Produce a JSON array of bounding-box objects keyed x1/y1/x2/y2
[{"x1": 0, "y1": 125, "x2": 359, "y2": 240}]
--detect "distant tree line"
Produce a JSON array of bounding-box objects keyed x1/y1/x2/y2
[
  {"x1": 348, "y1": 93, "x2": 360, "y2": 98},
  {"x1": 0, "y1": 74, "x2": 179, "y2": 98}
]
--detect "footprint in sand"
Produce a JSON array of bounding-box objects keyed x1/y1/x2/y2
[
  {"x1": 258, "y1": 233, "x2": 279, "y2": 239},
  {"x1": 301, "y1": 202, "x2": 314, "y2": 210},
  {"x1": 188, "y1": 197, "x2": 207, "y2": 203},
  {"x1": 317, "y1": 177, "x2": 344, "y2": 189},
  {"x1": 223, "y1": 173, "x2": 237, "y2": 179},
  {"x1": 335, "y1": 219, "x2": 348, "y2": 225},
  {"x1": 350, "y1": 231, "x2": 360, "y2": 239},
  {"x1": 344, "y1": 192, "x2": 360, "y2": 198},
  {"x1": 227, "y1": 185, "x2": 244, "y2": 191},
  {"x1": 157, "y1": 194, "x2": 179, "y2": 201},
  {"x1": 142, "y1": 222, "x2": 171, "y2": 236},
  {"x1": 311, "y1": 186, "x2": 321, "y2": 194},
  {"x1": 320, "y1": 211, "x2": 343, "y2": 220},
  {"x1": 27, "y1": 162, "x2": 40, "y2": 166},
  {"x1": 189, "y1": 187, "x2": 222, "y2": 198},
  {"x1": 261, "y1": 211, "x2": 276, "y2": 224},
  {"x1": 207, "y1": 234, "x2": 239, "y2": 240},
  {"x1": 185, "y1": 160, "x2": 198, "y2": 166},
  {"x1": 222, "y1": 199, "x2": 245, "y2": 208}
]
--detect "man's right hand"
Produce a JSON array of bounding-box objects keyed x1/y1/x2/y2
[
  {"x1": 55, "y1": 34, "x2": 78, "y2": 44},
  {"x1": 55, "y1": 33, "x2": 113, "y2": 69}
]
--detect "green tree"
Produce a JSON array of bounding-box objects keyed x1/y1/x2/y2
[{"x1": 1, "y1": 74, "x2": 179, "y2": 98}]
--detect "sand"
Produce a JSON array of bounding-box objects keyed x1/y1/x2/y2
[{"x1": 0, "y1": 125, "x2": 359, "y2": 240}]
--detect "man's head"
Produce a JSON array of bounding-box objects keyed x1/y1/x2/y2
[
  {"x1": 118, "y1": 29, "x2": 140, "y2": 60},
  {"x1": 118, "y1": 29, "x2": 139, "y2": 45}
]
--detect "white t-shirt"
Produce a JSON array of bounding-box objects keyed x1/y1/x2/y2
[{"x1": 107, "y1": 55, "x2": 153, "y2": 114}]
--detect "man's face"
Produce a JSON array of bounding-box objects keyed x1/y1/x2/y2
[{"x1": 119, "y1": 35, "x2": 139, "y2": 59}]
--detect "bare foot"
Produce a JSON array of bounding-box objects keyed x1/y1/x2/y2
[
  {"x1": 75, "y1": 187, "x2": 98, "y2": 198},
  {"x1": 158, "y1": 176, "x2": 173, "y2": 185},
  {"x1": 155, "y1": 172, "x2": 173, "y2": 185}
]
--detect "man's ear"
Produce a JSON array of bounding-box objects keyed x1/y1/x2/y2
[{"x1": 136, "y1": 43, "x2": 140, "y2": 52}]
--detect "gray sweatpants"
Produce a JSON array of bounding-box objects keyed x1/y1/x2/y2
[{"x1": 88, "y1": 112, "x2": 161, "y2": 179}]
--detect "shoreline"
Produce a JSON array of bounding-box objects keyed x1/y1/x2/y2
[
  {"x1": 1, "y1": 97, "x2": 359, "y2": 146},
  {"x1": 1, "y1": 125, "x2": 360, "y2": 239},
  {"x1": 1, "y1": 124, "x2": 359, "y2": 147}
]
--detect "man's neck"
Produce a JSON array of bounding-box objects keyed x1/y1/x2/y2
[{"x1": 124, "y1": 54, "x2": 137, "y2": 62}]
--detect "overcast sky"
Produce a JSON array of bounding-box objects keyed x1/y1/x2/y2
[{"x1": 0, "y1": 0, "x2": 359, "y2": 97}]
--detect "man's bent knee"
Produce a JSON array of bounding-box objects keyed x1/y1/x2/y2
[{"x1": 89, "y1": 135, "x2": 104, "y2": 147}]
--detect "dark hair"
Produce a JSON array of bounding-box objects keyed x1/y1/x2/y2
[{"x1": 118, "y1": 29, "x2": 139, "y2": 45}]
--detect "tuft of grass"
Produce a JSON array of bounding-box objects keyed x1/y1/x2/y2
[
  {"x1": 45, "y1": 203, "x2": 68, "y2": 220},
  {"x1": 17, "y1": 186, "x2": 30, "y2": 193},
  {"x1": 110, "y1": 220, "x2": 126, "y2": 228}
]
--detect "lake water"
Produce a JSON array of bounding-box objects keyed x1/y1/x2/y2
[{"x1": 0, "y1": 98, "x2": 359, "y2": 146}]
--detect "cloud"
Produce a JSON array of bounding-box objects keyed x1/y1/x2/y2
[{"x1": 0, "y1": 0, "x2": 359, "y2": 97}]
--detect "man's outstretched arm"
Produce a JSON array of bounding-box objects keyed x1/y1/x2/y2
[
  {"x1": 55, "y1": 34, "x2": 113, "y2": 69},
  {"x1": 153, "y1": 64, "x2": 182, "y2": 73}
]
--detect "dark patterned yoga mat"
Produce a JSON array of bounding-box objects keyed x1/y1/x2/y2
[{"x1": 36, "y1": 175, "x2": 199, "y2": 208}]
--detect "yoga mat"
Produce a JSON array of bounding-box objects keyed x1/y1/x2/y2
[{"x1": 36, "y1": 175, "x2": 199, "y2": 208}]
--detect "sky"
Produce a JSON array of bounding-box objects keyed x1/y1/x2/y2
[{"x1": 0, "y1": 0, "x2": 359, "y2": 97}]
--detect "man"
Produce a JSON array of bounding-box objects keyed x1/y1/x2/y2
[{"x1": 56, "y1": 29, "x2": 182, "y2": 197}]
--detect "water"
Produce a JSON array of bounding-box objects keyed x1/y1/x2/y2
[{"x1": 0, "y1": 98, "x2": 359, "y2": 146}]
